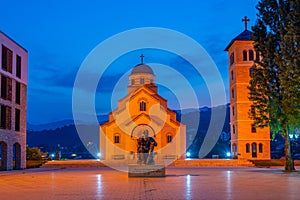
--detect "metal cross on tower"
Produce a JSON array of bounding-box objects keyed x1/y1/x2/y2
[
  {"x1": 242, "y1": 16, "x2": 250, "y2": 30},
  {"x1": 140, "y1": 54, "x2": 145, "y2": 64}
]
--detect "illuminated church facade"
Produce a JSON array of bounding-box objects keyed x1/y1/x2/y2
[{"x1": 100, "y1": 58, "x2": 186, "y2": 162}]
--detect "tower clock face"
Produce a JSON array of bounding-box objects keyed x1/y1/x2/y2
[{"x1": 131, "y1": 124, "x2": 155, "y2": 139}]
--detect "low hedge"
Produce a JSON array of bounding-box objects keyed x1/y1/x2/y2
[
  {"x1": 26, "y1": 160, "x2": 47, "y2": 169},
  {"x1": 250, "y1": 159, "x2": 300, "y2": 167}
]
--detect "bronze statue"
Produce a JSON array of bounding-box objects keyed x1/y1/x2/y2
[{"x1": 137, "y1": 130, "x2": 157, "y2": 165}]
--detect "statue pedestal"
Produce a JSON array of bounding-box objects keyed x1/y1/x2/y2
[{"x1": 128, "y1": 164, "x2": 165, "y2": 177}]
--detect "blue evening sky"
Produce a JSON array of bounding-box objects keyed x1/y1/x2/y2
[{"x1": 0, "y1": 0, "x2": 258, "y2": 124}]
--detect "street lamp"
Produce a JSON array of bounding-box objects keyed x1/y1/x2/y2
[
  {"x1": 226, "y1": 152, "x2": 231, "y2": 158},
  {"x1": 186, "y1": 152, "x2": 191, "y2": 158},
  {"x1": 289, "y1": 132, "x2": 299, "y2": 167},
  {"x1": 97, "y1": 152, "x2": 101, "y2": 160}
]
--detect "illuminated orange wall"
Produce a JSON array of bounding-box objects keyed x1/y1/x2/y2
[{"x1": 228, "y1": 40, "x2": 270, "y2": 160}]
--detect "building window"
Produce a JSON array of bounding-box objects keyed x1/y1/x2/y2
[
  {"x1": 1, "y1": 75, "x2": 12, "y2": 101},
  {"x1": 232, "y1": 125, "x2": 236, "y2": 134},
  {"x1": 140, "y1": 78, "x2": 144, "y2": 84},
  {"x1": 249, "y1": 68, "x2": 254, "y2": 77},
  {"x1": 243, "y1": 50, "x2": 247, "y2": 61},
  {"x1": 1, "y1": 45, "x2": 13, "y2": 73},
  {"x1": 15, "y1": 109, "x2": 20, "y2": 131},
  {"x1": 249, "y1": 50, "x2": 254, "y2": 61},
  {"x1": 232, "y1": 106, "x2": 235, "y2": 116},
  {"x1": 0, "y1": 105, "x2": 6, "y2": 129},
  {"x1": 251, "y1": 124, "x2": 256, "y2": 133},
  {"x1": 167, "y1": 135, "x2": 172, "y2": 143},
  {"x1": 259, "y1": 143, "x2": 263, "y2": 153},
  {"x1": 230, "y1": 53, "x2": 234, "y2": 65},
  {"x1": 16, "y1": 82, "x2": 21, "y2": 104},
  {"x1": 231, "y1": 70, "x2": 234, "y2": 80},
  {"x1": 231, "y1": 89, "x2": 235, "y2": 98},
  {"x1": 246, "y1": 143, "x2": 250, "y2": 153},
  {"x1": 0, "y1": 105, "x2": 11, "y2": 130},
  {"x1": 114, "y1": 134, "x2": 120, "y2": 144},
  {"x1": 131, "y1": 79, "x2": 135, "y2": 85},
  {"x1": 16, "y1": 55, "x2": 21, "y2": 78},
  {"x1": 140, "y1": 101, "x2": 146, "y2": 111}
]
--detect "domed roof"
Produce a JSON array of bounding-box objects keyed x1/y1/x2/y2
[{"x1": 131, "y1": 64, "x2": 154, "y2": 75}]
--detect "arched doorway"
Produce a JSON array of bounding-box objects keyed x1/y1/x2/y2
[
  {"x1": 252, "y1": 143, "x2": 257, "y2": 158},
  {"x1": 0, "y1": 141, "x2": 8, "y2": 170},
  {"x1": 232, "y1": 143, "x2": 237, "y2": 159},
  {"x1": 131, "y1": 124, "x2": 155, "y2": 139},
  {"x1": 13, "y1": 143, "x2": 21, "y2": 170}
]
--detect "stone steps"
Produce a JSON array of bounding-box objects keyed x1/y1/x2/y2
[
  {"x1": 41, "y1": 160, "x2": 107, "y2": 168},
  {"x1": 173, "y1": 159, "x2": 255, "y2": 167},
  {"x1": 41, "y1": 159, "x2": 255, "y2": 168}
]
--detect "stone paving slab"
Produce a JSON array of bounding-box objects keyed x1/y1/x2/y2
[{"x1": 0, "y1": 167, "x2": 300, "y2": 200}]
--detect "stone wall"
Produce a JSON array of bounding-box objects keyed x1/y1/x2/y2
[{"x1": 0, "y1": 31, "x2": 27, "y2": 170}]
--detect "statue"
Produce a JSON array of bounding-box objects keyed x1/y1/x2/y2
[{"x1": 137, "y1": 130, "x2": 157, "y2": 165}]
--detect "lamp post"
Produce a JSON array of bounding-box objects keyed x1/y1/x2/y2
[{"x1": 289, "y1": 132, "x2": 299, "y2": 169}]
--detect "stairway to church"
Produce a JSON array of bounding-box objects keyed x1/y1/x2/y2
[
  {"x1": 173, "y1": 159, "x2": 255, "y2": 167},
  {"x1": 40, "y1": 159, "x2": 255, "y2": 168},
  {"x1": 41, "y1": 160, "x2": 108, "y2": 168}
]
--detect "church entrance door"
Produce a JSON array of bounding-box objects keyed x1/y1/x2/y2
[{"x1": 252, "y1": 143, "x2": 257, "y2": 158}]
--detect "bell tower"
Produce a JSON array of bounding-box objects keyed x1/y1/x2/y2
[{"x1": 225, "y1": 17, "x2": 270, "y2": 160}]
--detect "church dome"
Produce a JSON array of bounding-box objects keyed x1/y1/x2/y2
[{"x1": 131, "y1": 64, "x2": 154, "y2": 75}]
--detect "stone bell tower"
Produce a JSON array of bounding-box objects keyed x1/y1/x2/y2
[{"x1": 225, "y1": 17, "x2": 270, "y2": 160}]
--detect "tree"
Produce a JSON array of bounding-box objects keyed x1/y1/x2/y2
[
  {"x1": 249, "y1": 0, "x2": 300, "y2": 171},
  {"x1": 26, "y1": 147, "x2": 42, "y2": 160}
]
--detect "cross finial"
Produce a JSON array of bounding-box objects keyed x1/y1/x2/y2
[
  {"x1": 140, "y1": 54, "x2": 145, "y2": 64},
  {"x1": 242, "y1": 16, "x2": 250, "y2": 30}
]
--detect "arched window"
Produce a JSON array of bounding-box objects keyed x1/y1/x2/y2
[
  {"x1": 232, "y1": 125, "x2": 236, "y2": 134},
  {"x1": 243, "y1": 50, "x2": 247, "y2": 61},
  {"x1": 249, "y1": 50, "x2": 254, "y2": 61},
  {"x1": 167, "y1": 134, "x2": 172, "y2": 143},
  {"x1": 13, "y1": 143, "x2": 21, "y2": 169},
  {"x1": 131, "y1": 79, "x2": 135, "y2": 85},
  {"x1": 140, "y1": 101, "x2": 146, "y2": 111},
  {"x1": 252, "y1": 143, "x2": 257, "y2": 158},
  {"x1": 140, "y1": 78, "x2": 144, "y2": 84},
  {"x1": 231, "y1": 89, "x2": 235, "y2": 98},
  {"x1": 231, "y1": 70, "x2": 234, "y2": 80},
  {"x1": 0, "y1": 141, "x2": 8, "y2": 170},
  {"x1": 246, "y1": 143, "x2": 250, "y2": 153},
  {"x1": 259, "y1": 143, "x2": 263, "y2": 153},
  {"x1": 230, "y1": 53, "x2": 234, "y2": 65},
  {"x1": 232, "y1": 106, "x2": 235, "y2": 116},
  {"x1": 114, "y1": 134, "x2": 120, "y2": 144}
]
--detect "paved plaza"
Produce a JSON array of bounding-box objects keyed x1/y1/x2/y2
[{"x1": 0, "y1": 167, "x2": 300, "y2": 200}]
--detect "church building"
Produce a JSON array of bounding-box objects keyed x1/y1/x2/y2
[
  {"x1": 225, "y1": 17, "x2": 270, "y2": 160},
  {"x1": 100, "y1": 56, "x2": 186, "y2": 162}
]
